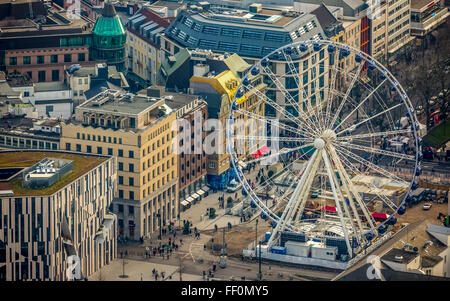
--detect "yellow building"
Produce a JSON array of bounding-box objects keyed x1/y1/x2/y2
[
  {"x1": 371, "y1": 3, "x2": 389, "y2": 61},
  {"x1": 190, "y1": 69, "x2": 266, "y2": 189},
  {"x1": 60, "y1": 89, "x2": 178, "y2": 240},
  {"x1": 126, "y1": 7, "x2": 170, "y2": 86}
]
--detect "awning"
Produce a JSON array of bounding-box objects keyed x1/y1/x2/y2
[
  {"x1": 192, "y1": 193, "x2": 200, "y2": 199},
  {"x1": 372, "y1": 212, "x2": 388, "y2": 220},
  {"x1": 251, "y1": 146, "x2": 270, "y2": 159},
  {"x1": 197, "y1": 189, "x2": 205, "y2": 196},
  {"x1": 321, "y1": 206, "x2": 337, "y2": 212},
  {"x1": 180, "y1": 200, "x2": 189, "y2": 206},
  {"x1": 186, "y1": 197, "x2": 194, "y2": 203}
]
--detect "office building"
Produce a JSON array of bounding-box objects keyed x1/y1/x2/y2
[
  {"x1": 60, "y1": 89, "x2": 179, "y2": 240},
  {"x1": 410, "y1": 0, "x2": 449, "y2": 37},
  {"x1": 161, "y1": 5, "x2": 328, "y2": 120},
  {"x1": 138, "y1": 86, "x2": 209, "y2": 208},
  {"x1": 0, "y1": 150, "x2": 117, "y2": 280},
  {"x1": 126, "y1": 7, "x2": 170, "y2": 86},
  {"x1": 0, "y1": 0, "x2": 97, "y2": 83}
]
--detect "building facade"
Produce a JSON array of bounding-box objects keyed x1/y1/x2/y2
[
  {"x1": 0, "y1": 118, "x2": 60, "y2": 151},
  {"x1": 190, "y1": 69, "x2": 266, "y2": 189},
  {"x1": 386, "y1": 0, "x2": 414, "y2": 55},
  {"x1": 138, "y1": 86, "x2": 209, "y2": 206},
  {"x1": 60, "y1": 89, "x2": 179, "y2": 240},
  {"x1": 161, "y1": 6, "x2": 329, "y2": 121},
  {"x1": 0, "y1": 150, "x2": 117, "y2": 281},
  {"x1": 410, "y1": 0, "x2": 449, "y2": 37},
  {"x1": 0, "y1": 0, "x2": 97, "y2": 83},
  {"x1": 126, "y1": 7, "x2": 170, "y2": 86}
]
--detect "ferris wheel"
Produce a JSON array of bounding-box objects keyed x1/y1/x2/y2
[{"x1": 227, "y1": 40, "x2": 422, "y2": 259}]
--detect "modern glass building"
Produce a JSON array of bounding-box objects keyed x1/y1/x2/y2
[{"x1": 92, "y1": 3, "x2": 126, "y2": 71}]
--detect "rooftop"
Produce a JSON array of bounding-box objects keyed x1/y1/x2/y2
[
  {"x1": 34, "y1": 81, "x2": 70, "y2": 92},
  {"x1": 78, "y1": 89, "x2": 164, "y2": 116},
  {"x1": 0, "y1": 116, "x2": 61, "y2": 139},
  {"x1": 150, "y1": 0, "x2": 186, "y2": 10},
  {"x1": 411, "y1": 0, "x2": 437, "y2": 10},
  {"x1": 381, "y1": 248, "x2": 419, "y2": 264},
  {"x1": 0, "y1": 150, "x2": 108, "y2": 196},
  {"x1": 384, "y1": 219, "x2": 449, "y2": 265},
  {"x1": 137, "y1": 86, "x2": 202, "y2": 111},
  {"x1": 6, "y1": 72, "x2": 33, "y2": 88},
  {"x1": 164, "y1": 6, "x2": 325, "y2": 58},
  {"x1": 193, "y1": 7, "x2": 304, "y2": 28},
  {"x1": 0, "y1": 2, "x2": 93, "y2": 38}
]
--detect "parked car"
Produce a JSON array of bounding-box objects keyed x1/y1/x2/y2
[{"x1": 423, "y1": 203, "x2": 432, "y2": 210}]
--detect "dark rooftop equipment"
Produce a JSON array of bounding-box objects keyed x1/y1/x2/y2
[{"x1": 146, "y1": 86, "x2": 165, "y2": 98}]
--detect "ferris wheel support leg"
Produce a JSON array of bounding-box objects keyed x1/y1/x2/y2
[
  {"x1": 322, "y1": 150, "x2": 353, "y2": 258},
  {"x1": 330, "y1": 146, "x2": 378, "y2": 235},
  {"x1": 327, "y1": 146, "x2": 367, "y2": 244},
  {"x1": 289, "y1": 150, "x2": 324, "y2": 225},
  {"x1": 267, "y1": 149, "x2": 321, "y2": 249},
  {"x1": 327, "y1": 155, "x2": 360, "y2": 242}
]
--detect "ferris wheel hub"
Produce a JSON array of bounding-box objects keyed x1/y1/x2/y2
[
  {"x1": 314, "y1": 138, "x2": 325, "y2": 149},
  {"x1": 321, "y1": 129, "x2": 337, "y2": 140}
]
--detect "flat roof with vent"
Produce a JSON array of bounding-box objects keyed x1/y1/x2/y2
[
  {"x1": 0, "y1": 151, "x2": 108, "y2": 196},
  {"x1": 78, "y1": 89, "x2": 164, "y2": 116}
]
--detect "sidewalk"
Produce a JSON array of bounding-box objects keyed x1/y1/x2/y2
[{"x1": 180, "y1": 165, "x2": 268, "y2": 230}]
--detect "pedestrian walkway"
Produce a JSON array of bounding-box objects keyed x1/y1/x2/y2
[{"x1": 89, "y1": 259, "x2": 179, "y2": 281}]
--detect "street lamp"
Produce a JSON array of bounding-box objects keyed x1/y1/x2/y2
[
  {"x1": 255, "y1": 218, "x2": 258, "y2": 251},
  {"x1": 257, "y1": 240, "x2": 262, "y2": 281}
]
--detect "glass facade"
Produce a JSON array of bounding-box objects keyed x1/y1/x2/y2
[{"x1": 92, "y1": 5, "x2": 126, "y2": 71}]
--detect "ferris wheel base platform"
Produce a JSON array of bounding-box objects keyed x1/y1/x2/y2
[{"x1": 243, "y1": 247, "x2": 349, "y2": 270}]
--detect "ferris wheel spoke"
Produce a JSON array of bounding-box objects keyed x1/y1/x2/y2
[
  {"x1": 244, "y1": 82, "x2": 317, "y2": 136},
  {"x1": 253, "y1": 152, "x2": 306, "y2": 193},
  {"x1": 260, "y1": 66, "x2": 322, "y2": 135},
  {"x1": 323, "y1": 51, "x2": 340, "y2": 130},
  {"x1": 233, "y1": 135, "x2": 313, "y2": 143},
  {"x1": 242, "y1": 143, "x2": 315, "y2": 165},
  {"x1": 338, "y1": 142, "x2": 415, "y2": 161},
  {"x1": 333, "y1": 145, "x2": 408, "y2": 184},
  {"x1": 336, "y1": 129, "x2": 413, "y2": 140},
  {"x1": 282, "y1": 50, "x2": 320, "y2": 129},
  {"x1": 336, "y1": 103, "x2": 404, "y2": 136},
  {"x1": 333, "y1": 147, "x2": 399, "y2": 212},
  {"x1": 329, "y1": 62, "x2": 365, "y2": 128},
  {"x1": 234, "y1": 107, "x2": 315, "y2": 139},
  {"x1": 334, "y1": 79, "x2": 388, "y2": 132}
]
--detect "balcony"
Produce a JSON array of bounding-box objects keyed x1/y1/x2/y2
[{"x1": 410, "y1": 8, "x2": 450, "y2": 37}]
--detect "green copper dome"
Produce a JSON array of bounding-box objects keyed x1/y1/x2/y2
[
  {"x1": 92, "y1": 3, "x2": 126, "y2": 71},
  {"x1": 92, "y1": 13, "x2": 126, "y2": 38}
]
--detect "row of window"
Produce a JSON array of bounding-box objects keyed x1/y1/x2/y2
[
  {"x1": 0, "y1": 136, "x2": 58, "y2": 150},
  {"x1": 8, "y1": 53, "x2": 85, "y2": 66},
  {"x1": 24, "y1": 70, "x2": 60, "y2": 82},
  {"x1": 76, "y1": 133, "x2": 123, "y2": 145}
]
